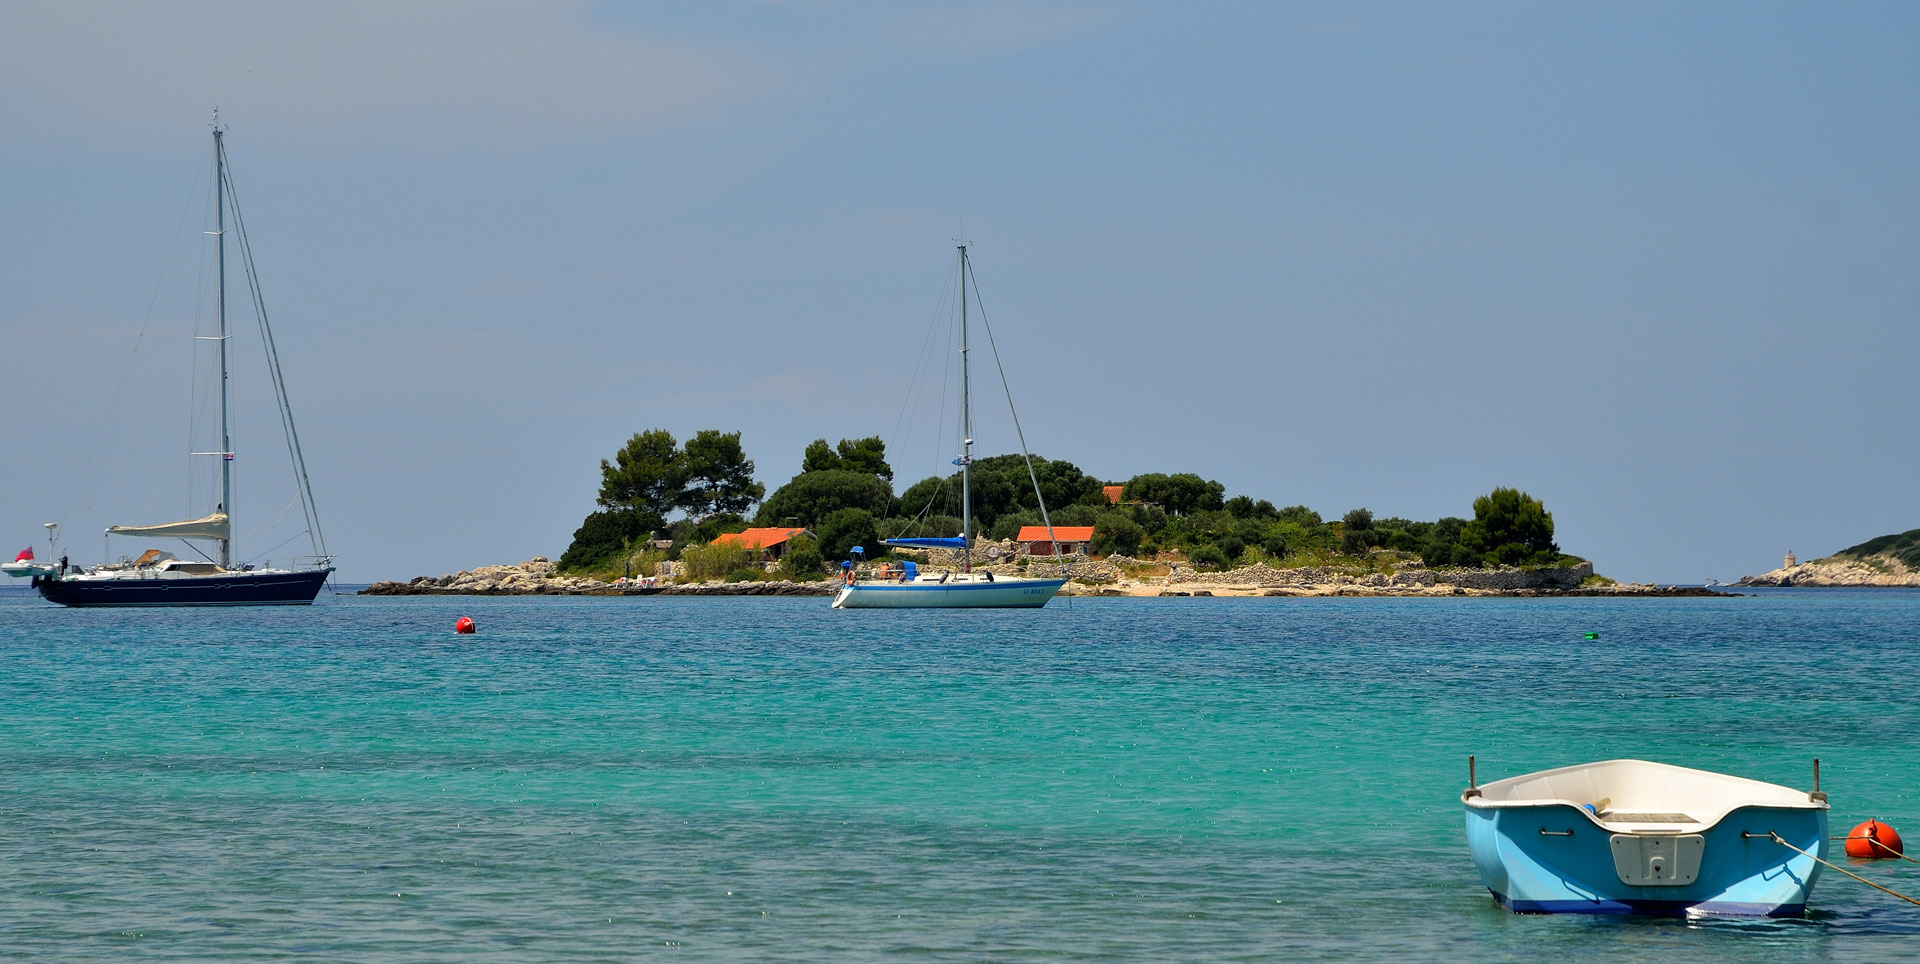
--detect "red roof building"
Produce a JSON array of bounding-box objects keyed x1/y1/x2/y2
[
  {"x1": 1103, "y1": 485, "x2": 1126, "y2": 505},
  {"x1": 1015, "y1": 525, "x2": 1097, "y2": 556},
  {"x1": 710, "y1": 527, "x2": 813, "y2": 559}
]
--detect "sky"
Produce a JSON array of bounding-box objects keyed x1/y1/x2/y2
[{"x1": 2, "y1": 1, "x2": 1917, "y2": 584}]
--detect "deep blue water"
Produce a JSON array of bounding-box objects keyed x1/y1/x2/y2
[{"x1": 1, "y1": 586, "x2": 1916, "y2": 961}]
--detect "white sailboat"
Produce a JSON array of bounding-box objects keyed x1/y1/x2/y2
[
  {"x1": 833, "y1": 245, "x2": 1068, "y2": 610},
  {"x1": 35, "y1": 121, "x2": 333, "y2": 606}
]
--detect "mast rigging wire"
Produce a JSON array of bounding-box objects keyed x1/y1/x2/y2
[
  {"x1": 962, "y1": 252, "x2": 1059, "y2": 558},
  {"x1": 219, "y1": 144, "x2": 329, "y2": 564}
]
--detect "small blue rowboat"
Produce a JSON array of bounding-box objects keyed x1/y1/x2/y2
[{"x1": 1464, "y1": 759, "x2": 1828, "y2": 917}]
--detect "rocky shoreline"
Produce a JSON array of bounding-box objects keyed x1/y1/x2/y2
[
  {"x1": 360, "y1": 558, "x2": 837, "y2": 596},
  {"x1": 361, "y1": 558, "x2": 1732, "y2": 599},
  {"x1": 1736, "y1": 556, "x2": 1920, "y2": 588}
]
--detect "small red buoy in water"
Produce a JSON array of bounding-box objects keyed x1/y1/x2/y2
[
  {"x1": 454, "y1": 616, "x2": 476, "y2": 634},
  {"x1": 1845, "y1": 819, "x2": 1904, "y2": 859}
]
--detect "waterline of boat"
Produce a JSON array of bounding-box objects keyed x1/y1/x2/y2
[{"x1": 833, "y1": 573, "x2": 1066, "y2": 609}]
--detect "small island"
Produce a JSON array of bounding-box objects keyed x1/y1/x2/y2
[
  {"x1": 1736, "y1": 530, "x2": 1920, "y2": 587},
  {"x1": 365, "y1": 429, "x2": 1719, "y2": 598}
]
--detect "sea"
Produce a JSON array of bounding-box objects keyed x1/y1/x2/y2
[{"x1": 1, "y1": 585, "x2": 1916, "y2": 962}]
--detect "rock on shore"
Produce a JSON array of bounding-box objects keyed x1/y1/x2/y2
[
  {"x1": 1051, "y1": 559, "x2": 1714, "y2": 597},
  {"x1": 360, "y1": 558, "x2": 836, "y2": 596},
  {"x1": 360, "y1": 556, "x2": 1719, "y2": 599}
]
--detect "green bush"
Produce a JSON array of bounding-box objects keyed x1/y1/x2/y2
[
  {"x1": 1188, "y1": 544, "x2": 1229, "y2": 571},
  {"x1": 1048, "y1": 503, "x2": 1102, "y2": 527},
  {"x1": 725, "y1": 567, "x2": 764, "y2": 583},
  {"x1": 816, "y1": 508, "x2": 880, "y2": 561},
  {"x1": 558, "y1": 507, "x2": 661, "y2": 572},
  {"x1": 1462, "y1": 488, "x2": 1559, "y2": 567},
  {"x1": 1276, "y1": 505, "x2": 1321, "y2": 527},
  {"x1": 693, "y1": 513, "x2": 750, "y2": 543},
  {"x1": 1838, "y1": 528, "x2": 1920, "y2": 569},
  {"x1": 1261, "y1": 532, "x2": 1289, "y2": 560},
  {"x1": 1217, "y1": 535, "x2": 1246, "y2": 563},
  {"x1": 1121, "y1": 472, "x2": 1226, "y2": 515},
  {"x1": 779, "y1": 535, "x2": 826, "y2": 581},
  {"x1": 1340, "y1": 528, "x2": 1373, "y2": 556},
  {"x1": 1091, "y1": 513, "x2": 1144, "y2": 556},
  {"x1": 876, "y1": 514, "x2": 962, "y2": 541},
  {"x1": 678, "y1": 540, "x2": 751, "y2": 582},
  {"x1": 988, "y1": 510, "x2": 1040, "y2": 542},
  {"x1": 756, "y1": 470, "x2": 893, "y2": 528},
  {"x1": 1225, "y1": 495, "x2": 1280, "y2": 520}
]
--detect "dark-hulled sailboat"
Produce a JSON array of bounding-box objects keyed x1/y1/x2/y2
[{"x1": 35, "y1": 121, "x2": 332, "y2": 606}]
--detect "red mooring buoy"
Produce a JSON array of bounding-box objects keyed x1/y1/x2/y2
[
  {"x1": 454, "y1": 616, "x2": 476, "y2": 634},
  {"x1": 1845, "y1": 819, "x2": 1905, "y2": 859}
]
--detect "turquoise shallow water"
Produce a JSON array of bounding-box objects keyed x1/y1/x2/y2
[{"x1": 1, "y1": 586, "x2": 1917, "y2": 961}]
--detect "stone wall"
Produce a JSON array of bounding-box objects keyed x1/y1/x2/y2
[
  {"x1": 362, "y1": 556, "x2": 840, "y2": 596},
  {"x1": 1016, "y1": 558, "x2": 1119, "y2": 583},
  {"x1": 1165, "y1": 560, "x2": 1593, "y2": 591}
]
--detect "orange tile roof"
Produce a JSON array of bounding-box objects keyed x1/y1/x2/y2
[
  {"x1": 711, "y1": 527, "x2": 808, "y2": 550},
  {"x1": 1103, "y1": 485, "x2": 1125, "y2": 504},
  {"x1": 1016, "y1": 526, "x2": 1096, "y2": 543}
]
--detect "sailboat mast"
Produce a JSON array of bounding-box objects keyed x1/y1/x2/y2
[
  {"x1": 214, "y1": 125, "x2": 232, "y2": 569},
  {"x1": 958, "y1": 244, "x2": 973, "y2": 573}
]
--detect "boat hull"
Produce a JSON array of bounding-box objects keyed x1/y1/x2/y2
[
  {"x1": 33, "y1": 569, "x2": 331, "y2": 607},
  {"x1": 833, "y1": 577, "x2": 1066, "y2": 609},
  {"x1": 1465, "y1": 802, "x2": 1825, "y2": 916}
]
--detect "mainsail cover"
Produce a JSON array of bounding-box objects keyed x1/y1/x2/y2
[
  {"x1": 107, "y1": 512, "x2": 230, "y2": 542},
  {"x1": 881, "y1": 537, "x2": 967, "y2": 550}
]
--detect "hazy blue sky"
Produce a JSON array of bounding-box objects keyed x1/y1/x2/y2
[{"x1": 4, "y1": 2, "x2": 1917, "y2": 584}]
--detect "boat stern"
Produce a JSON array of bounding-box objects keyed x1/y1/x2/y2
[{"x1": 1465, "y1": 796, "x2": 1826, "y2": 917}]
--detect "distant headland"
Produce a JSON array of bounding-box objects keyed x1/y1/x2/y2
[{"x1": 1736, "y1": 530, "x2": 1920, "y2": 587}]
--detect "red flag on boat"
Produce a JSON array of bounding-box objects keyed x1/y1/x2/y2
[{"x1": 14, "y1": 547, "x2": 32, "y2": 562}]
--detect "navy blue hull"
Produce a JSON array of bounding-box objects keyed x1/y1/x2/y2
[{"x1": 34, "y1": 569, "x2": 331, "y2": 607}]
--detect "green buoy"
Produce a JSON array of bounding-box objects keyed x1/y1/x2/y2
[{"x1": 1583, "y1": 632, "x2": 1599, "y2": 640}]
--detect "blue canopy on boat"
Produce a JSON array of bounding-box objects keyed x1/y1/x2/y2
[{"x1": 881, "y1": 537, "x2": 967, "y2": 550}]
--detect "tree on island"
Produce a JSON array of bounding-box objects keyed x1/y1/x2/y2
[
  {"x1": 1091, "y1": 513, "x2": 1144, "y2": 556},
  {"x1": 682, "y1": 430, "x2": 765, "y2": 516},
  {"x1": 815, "y1": 508, "x2": 881, "y2": 561},
  {"x1": 1121, "y1": 472, "x2": 1226, "y2": 515},
  {"x1": 1461, "y1": 487, "x2": 1559, "y2": 567},
  {"x1": 756, "y1": 437, "x2": 896, "y2": 529},
  {"x1": 778, "y1": 534, "x2": 827, "y2": 580},
  {"x1": 801, "y1": 436, "x2": 893, "y2": 480},
  {"x1": 556, "y1": 425, "x2": 1585, "y2": 577},
  {"x1": 559, "y1": 428, "x2": 765, "y2": 571},
  {"x1": 1339, "y1": 508, "x2": 1377, "y2": 556},
  {"x1": 597, "y1": 429, "x2": 688, "y2": 522},
  {"x1": 896, "y1": 454, "x2": 1106, "y2": 536}
]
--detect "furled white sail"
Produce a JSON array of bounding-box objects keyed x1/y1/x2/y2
[{"x1": 107, "y1": 512, "x2": 230, "y2": 542}]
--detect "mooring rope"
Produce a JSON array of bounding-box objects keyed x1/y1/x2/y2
[
  {"x1": 1826, "y1": 834, "x2": 1919, "y2": 863},
  {"x1": 1768, "y1": 833, "x2": 1920, "y2": 906}
]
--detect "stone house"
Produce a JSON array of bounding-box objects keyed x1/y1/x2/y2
[
  {"x1": 710, "y1": 527, "x2": 814, "y2": 561},
  {"x1": 1016, "y1": 525, "x2": 1096, "y2": 557}
]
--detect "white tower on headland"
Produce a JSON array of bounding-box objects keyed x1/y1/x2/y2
[{"x1": 1785, "y1": 549, "x2": 1796, "y2": 568}]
